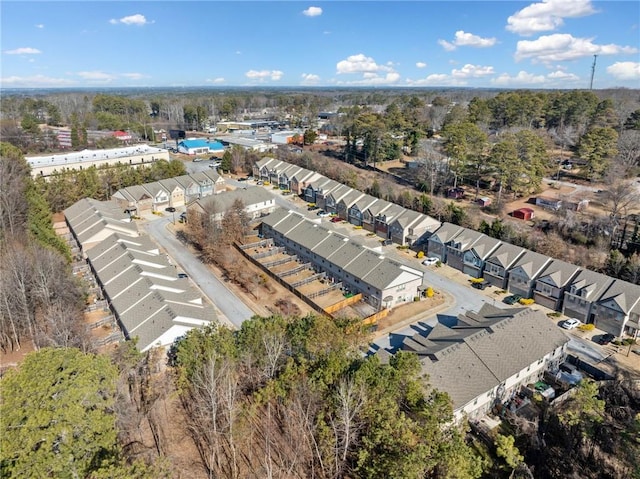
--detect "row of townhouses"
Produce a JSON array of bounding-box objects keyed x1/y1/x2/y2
[
  {"x1": 112, "y1": 169, "x2": 225, "y2": 214},
  {"x1": 64, "y1": 198, "x2": 216, "y2": 351},
  {"x1": 428, "y1": 222, "x2": 640, "y2": 338},
  {"x1": 253, "y1": 158, "x2": 441, "y2": 246},
  {"x1": 255, "y1": 158, "x2": 639, "y2": 339},
  {"x1": 261, "y1": 208, "x2": 425, "y2": 311}
]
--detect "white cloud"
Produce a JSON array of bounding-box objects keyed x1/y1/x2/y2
[
  {"x1": 109, "y1": 14, "x2": 153, "y2": 26},
  {"x1": 607, "y1": 62, "x2": 640, "y2": 80},
  {"x1": 4, "y1": 47, "x2": 42, "y2": 55},
  {"x1": 35, "y1": 24, "x2": 44, "y2": 29},
  {"x1": 438, "y1": 30, "x2": 497, "y2": 51},
  {"x1": 515, "y1": 34, "x2": 638, "y2": 62},
  {"x1": 451, "y1": 64, "x2": 495, "y2": 78},
  {"x1": 206, "y1": 77, "x2": 226, "y2": 84},
  {"x1": 245, "y1": 70, "x2": 283, "y2": 81},
  {"x1": 77, "y1": 71, "x2": 116, "y2": 82},
  {"x1": 0, "y1": 74, "x2": 75, "y2": 86},
  {"x1": 437, "y1": 39, "x2": 456, "y2": 52},
  {"x1": 492, "y1": 71, "x2": 547, "y2": 86},
  {"x1": 337, "y1": 72, "x2": 401, "y2": 86},
  {"x1": 121, "y1": 73, "x2": 144, "y2": 80},
  {"x1": 506, "y1": 0, "x2": 596, "y2": 36},
  {"x1": 416, "y1": 62, "x2": 427, "y2": 69},
  {"x1": 405, "y1": 74, "x2": 466, "y2": 87},
  {"x1": 235, "y1": 51, "x2": 242, "y2": 55},
  {"x1": 547, "y1": 70, "x2": 580, "y2": 81},
  {"x1": 336, "y1": 53, "x2": 393, "y2": 74},
  {"x1": 301, "y1": 73, "x2": 320, "y2": 84},
  {"x1": 302, "y1": 6, "x2": 322, "y2": 17}
]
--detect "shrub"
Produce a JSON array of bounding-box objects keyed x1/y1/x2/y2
[
  {"x1": 435, "y1": 261, "x2": 442, "y2": 268},
  {"x1": 578, "y1": 323, "x2": 595, "y2": 331},
  {"x1": 413, "y1": 296, "x2": 420, "y2": 302},
  {"x1": 470, "y1": 277, "x2": 485, "y2": 284},
  {"x1": 547, "y1": 312, "x2": 563, "y2": 318},
  {"x1": 426, "y1": 287, "x2": 434, "y2": 298},
  {"x1": 353, "y1": 225, "x2": 363, "y2": 230},
  {"x1": 417, "y1": 251, "x2": 425, "y2": 259},
  {"x1": 519, "y1": 298, "x2": 535, "y2": 305}
]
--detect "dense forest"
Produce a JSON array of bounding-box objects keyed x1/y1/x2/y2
[{"x1": 1, "y1": 88, "x2": 640, "y2": 478}]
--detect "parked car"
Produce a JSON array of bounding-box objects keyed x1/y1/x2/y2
[
  {"x1": 165, "y1": 206, "x2": 176, "y2": 213},
  {"x1": 330, "y1": 216, "x2": 343, "y2": 223},
  {"x1": 561, "y1": 318, "x2": 581, "y2": 330},
  {"x1": 177, "y1": 273, "x2": 188, "y2": 279},
  {"x1": 471, "y1": 279, "x2": 489, "y2": 290},
  {"x1": 317, "y1": 211, "x2": 330, "y2": 217},
  {"x1": 503, "y1": 294, "x2": 523, "y2": 305},
  {"x1": 422, "y1": 257, "x2": 439, "y2": 266},
  {"x1": 597, "y1": 333, "x2": 615, "y2": 345}
]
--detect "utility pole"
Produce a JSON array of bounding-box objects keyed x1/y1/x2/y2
[{"x1": 589, "y1": 55, "x2": 598, "y2": 90}]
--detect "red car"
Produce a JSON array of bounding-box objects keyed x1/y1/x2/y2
[{"x1": 330, "y1": 216, "x2": 343, "y2": 223}]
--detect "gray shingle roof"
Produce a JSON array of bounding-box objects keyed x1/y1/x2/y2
[
  {"x1": 449, "y1": 227, "x2": 485, "y2": 251},
  {"x1": 537, "y1": 259, "x2": 581, "y2": 288},
  {"x1": 568, "y1": 269, "x2": 615, "y2": 301},
  {"x1": 405, "y1": 306, "x2": 569, "y2": 410},
  {"x1": 597, "y1": 280, "x2": 640, "y2": 313},
  {"x1": 469, "y1": 235, "x2": 502, "y2": 260},
  {"x1": 431, "y1": 222, "x2": 465, "y2": 243},
  {"x1": 195, "y1": 186, "x2": 273, "y2": 213},
  {"x1": 512, "y1": 250, "x2": 552, "y2": 279},
  {"x1": 485, "y1": 242, "x2": 527, "y2": 269}
]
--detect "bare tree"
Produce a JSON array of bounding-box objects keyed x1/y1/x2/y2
[
  {"x1": 602, "y1": 168, "x2": 640, "y2": 220},
  {"x1": 0, "y1": 145, "x2": 30, "y2": 239},
  {"x1": 328, "y1": 377, "x2": 366, "y2": 478},
  {"x1": 616, "y1": 130, "x2": 640, "y2": 174}
]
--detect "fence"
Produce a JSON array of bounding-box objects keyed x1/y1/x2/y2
[
  {"x1": 240, "y1": 239, "x2": 272, "y2": 250},
  {"x1": 73, "y1": 264, "x2": 90, "y2": 274},
  {"x1": 290, "y1": 272, "x2": 326, "y2": 289},
  {"x1": 235, "y1": 243, "x2": 330, "y2": 318},
  {"x1": 278, "y1": 263, "x2": 311, "y2": 278},
  {"x1": 85, "y1": 300, "x2": 108, "y2": 312},
  {"x1": 566, "y1": 354, "x2": 614, "y2": 381},
  {"x1": 86, "y1": 314, "x2": 115, "y2": 330},
  {"x1": 263, "y1": 256, "x2": 297, "y2": 268},
  {"x1": 324, "y1": 293, "x2": 363, "y2": 315},
  {"x1": 251, "y1": 246, "x2": 285, "y2": 260},
  {"x1": 92, "y1": 332, "x2": 123, "y2": 348},
  {"x1": 363, "y1": 308, "x2": 389, "y2": 326},
  {"x1": 308, "y1": 282, "x2": 342, "y2": 300}
]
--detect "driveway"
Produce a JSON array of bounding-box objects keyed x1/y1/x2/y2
[{"x1": 143, "y1": 216, "x2": 253, "y2": 328}]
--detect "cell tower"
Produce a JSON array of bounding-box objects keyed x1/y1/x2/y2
[{"x1": 589, "y1": 55, "x2": 598, "y2": 90}]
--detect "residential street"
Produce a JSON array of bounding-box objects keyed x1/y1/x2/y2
[{"x1": 143, "y1": 216, "x2": 253, "y2": 328}]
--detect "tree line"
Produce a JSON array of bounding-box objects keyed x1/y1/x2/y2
[{"x1": 34, "y1": 159, "x2": 186, "y2": 212}]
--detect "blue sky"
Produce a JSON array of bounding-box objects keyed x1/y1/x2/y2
[{"x1": 1, "y1": 1, "x2": 639, "y2": 89}]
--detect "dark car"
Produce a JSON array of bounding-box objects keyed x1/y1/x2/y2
[
  {"x1": 472, "y1": 279, "x2": 490, "y2": 290},
  {"x1": 503, "y1": 294, "x2": 522, "y2": 305},
  {"x1": 177, "y1": 273, "x2": 188, "y2": 279},
  {"x1": 597, "y1": 333, "x2": 615, "y2": 345},
  {"x1": 165, "y1": 207, "x2": 176, "y2": 213}
]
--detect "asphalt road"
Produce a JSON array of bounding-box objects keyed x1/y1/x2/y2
[{"x1": 143, "y1": 216, "x2": 253, "y2": 328}]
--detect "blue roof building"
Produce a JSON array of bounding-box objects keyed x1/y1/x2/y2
[{"x1": 177, "y1": 139, "x2": 224, "y2": 155}]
